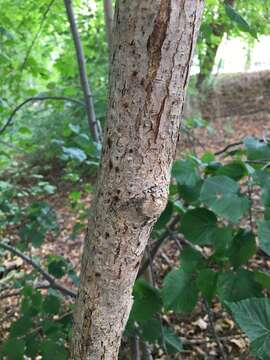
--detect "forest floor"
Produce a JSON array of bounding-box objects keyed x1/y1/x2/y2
[{"x1": 1, "y1": 114, "x2": 270, "y2": 359}]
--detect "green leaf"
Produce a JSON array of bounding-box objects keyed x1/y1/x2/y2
[
  {"x1": 172, "y1": 159, "x2": 200, "y2": 187},
  {"x1": 227, "y1": 298, "x2": 270, "y2": 360},
  {"x1": 180, "y1": 208, "x2": 218, "y2": 245},
  {"x1": 196, "y1": 269, "x2": 217, "y2": 303},
  {"x1": 178, "y1": 180, "x2": 202, "y2": 204},
  {"x1": 227, "y1": 230, "x2": 256, "y2": 268},
  {"x1": 155, "y1": 200, "x2": 174, "y2": 230},
  {"x1": 200, "y1": 176, "x2": 250, "y2": 223},
  {"x1": 130, "y1": 280, "x2": 162, "y2": 322},
  {"x1": 253, "y1": 169, "x2": 270, "y2": 187},
  {"x1": 10, "y1": 316, "x2": 32, "y2": 336},
  {"x1": 244, "y1": 137, "x2": 270, "y2": 161},
  {"x1": 180, "y1": 246, "x2": 205, "y2": 273},
  {"x1": 140, "y1": 319, "x2": 162, "y2": 343},
  {"x1": 217, "y1": 269, "x2": 262, "y2": 302},
  {"x1": 258, "y1": 220, "x2": 270, "y2": 256},
  {"x1": 2, "y1": 338, "x2": 25, "y2": 360},
  {"x1": 18, "y1": 126, "x2": 32, "y2": 136},
  {"x1": 41, "y1": 340, "x2": 68, "y2": 360},
  {"x1": 261, "y1": 188, "x2": 270, "y2": 207},
  {"x1": 162, "y1": 269, "x2": 198, "y2": 313},
  {"x1": 254, "y1": 271, "x2": 270, "y2": 290},
  {"x1": 43, "y1": 294, "x2": 61, "y2": 315},
  {"x1": 47, "y1": 255, "x2": 68, "y2": 278},
  {"x1": 25, "y1": 336, "x2": 41, "y2": 358},
  {"x1": 139, "y1": 321, "x2": 183, "y2": 353},
  {"x1": 211, "y1": 227, "x2": 233, "y2": 257},
  {"x1": 62, "y1": 147, "x2": 87, "y2": 162},
  {"x1": 216, "y1": 160, "x2": 247, "y2": 180},
  {"x1": 224, "y1": 5, "x2": 256, "y2": 38},
  {"x1": 163, "y1": 327, "x2": 183, "y2": 353}
]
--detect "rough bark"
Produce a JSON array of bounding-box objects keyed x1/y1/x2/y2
[{"x1": 71, "y1": 1, "x2": 204, "y2": 359}]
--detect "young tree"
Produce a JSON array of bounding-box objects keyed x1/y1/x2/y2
[{"x1": 72, "y1": 0, "x2": 204, "y2": 359}]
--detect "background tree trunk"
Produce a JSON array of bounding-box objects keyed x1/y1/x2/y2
[{"x1": 71, "y1": 0, "x2": 204, "y2": 359}]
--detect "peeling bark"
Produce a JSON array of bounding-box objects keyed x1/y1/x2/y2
[{"x1": 71, "y1": 1, "x2": 204, "y2": 359}]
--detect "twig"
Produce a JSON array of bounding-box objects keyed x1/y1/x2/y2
[
  {"x1": 137, "y1": 215, "x2": 181, "y2": 278},
  {"x1": 214, "y1": 141, "x2": 243, "y2": 156},
  {"x1": 0, "y1": 242, "x2": 76, "y2": 298},
  {"x1": 204, "y1": 300, "x2": 227, "y2": 360},
  {"x1": 64, "y1": 0, "x2": 102, "y2": 144},
  {"x1": 247, "y1": 176, "x2": 254, "y2": 231},
  {"x1": 182, "y1": 334, "x2": 243, "y2": 345},
  {"x1": 130, "y1": 334, "x2": 141, "y2": 360},
  {"x1": 20, "y1": 0, "x2": 56, "y2": 71},
  {"x1": 0, "y1": 96, "x2": 85, "y2": 135},
  {"x1": 146, "y1": 245, "x2": 167, "y2": 356},
  {"x1": 0, "y1": 283, "x2": 50, "y2": 300}
]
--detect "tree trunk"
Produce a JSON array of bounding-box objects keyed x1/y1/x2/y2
[{"x1": 71, "y1": 1, "x2": 204, "y2": 359}]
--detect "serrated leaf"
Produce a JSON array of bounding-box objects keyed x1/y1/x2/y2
[
  {"x1": 200, "y1": 176, "x2": 250, "y2": 223},
  {"x1": 163, "y1": 327, "x2": 183, "y2": 353},
  {"x1": 216, "y1": 160, "x2": 247, "y2": 180},
  {"x1": 41, "y1": 340, "x2": 68, "y2": 360},
  {"x1": 140, "y1": 319, "x2": 161, "y2": 343},
  {"x1": 196, "y1": 269, "x2": 217, "y2": 303},
  {"x1": 227, "y1": 230, "x2": 256, "y2": 268},
  {"x1": 180, "y1": 246, "x2": 205, "y2": 273},
  {"x1": 254, "y1": 271, "x2": 270, "y2": 290},
  {"x1": 10, "y1": 316, "x2": 32, "y2": 336},
  {"x1": 130, "y1": 280, "x2": 162, "y2": 322},
  {"x1": 178, "y1": 180, "x2": 202, "y2": 204},
  {"x1": 217, "y1": 269, "x2": 262, "y2": 302},
  {"x1": 43, "y1": 294, "x2": 61, "y2": 315},
  {"x1": 172, "y1": 159, "x2": 200, "y2": 187},
  {"x1": 162, "y1": 269, "x2": 198, "y2": 313},
  {"x1": 2, "y1": 338, "x2": 25, "y2": 360},
  {"x1": 180, "y1": 208, "x2": 218, "y2": 245},
  {"x1": 227, "y1": 298, "x2": 270, "y2": 360},
  {"x1": 258, "y1": 220, "x2": 270, "y2": 256}
]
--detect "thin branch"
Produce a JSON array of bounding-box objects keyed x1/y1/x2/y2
[
  {"x1": 204, "y1": 300, "x2": 227, "y2": 360},
  {"x1": 0, "y1": 284, "x2": 50, "y2": 300},
  {"x1": 130, "y1": 334, "x2": 141, "y2": 360},
  {"x1": 103, "y1": 0, "x2": 114, "y2": 56},
  {"x1": 64, "y1": 0, "x2": 102, "y2": 144},
  {"x1": 214, "y1": 141, "x2": 243, "y2": 156},
  {"x1": 0, "y1": 242, "x2": 76, "y2": 298},
  {"x1": 20, "y1": 0, "x2": 56, "y2": 71},
  {"x1": 182, "y1": 334, "x2": 243, "y2": 345},
  {"x1": 137, "y1": 215, "x2": 181, "y2": 278},
  {"x1": 0, "y1": 96, "x2": 85, "y2": 135}
]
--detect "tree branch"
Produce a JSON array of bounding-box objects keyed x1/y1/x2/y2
[
  {"x1": 0, "y1": 96, "x2": 85, "y2": 135},
  {"x1": 103, "y1": 0, "x2": 114, "y2": 56},
  {"x1": 20, "y1": 0, "x2": 56, "y2": 71},
  {"x1": 64, "y1": 0, "x2": 102, "y2": 144},
  {"x1": 0, "y1": 242, "x2": 76, "y2": 298},
  {"x1": 137, "y1": 215, "x2": 181, "y2": 278}
]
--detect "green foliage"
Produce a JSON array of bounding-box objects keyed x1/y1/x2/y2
[
  {"x1": 132, "y1": 136, "x2": 270, "y2": 356},
  {"x1": 162, "y1": 269, "x2": 199, "y2": 313},
  {"x1": 228, "y1": 298, "x2": 270, "y2": 359}
]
